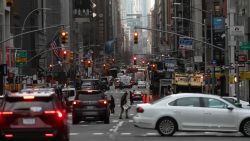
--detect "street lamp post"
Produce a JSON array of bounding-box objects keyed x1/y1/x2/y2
[{"x1": 20, "y1": 8, "x2": 51, "y2": 50}]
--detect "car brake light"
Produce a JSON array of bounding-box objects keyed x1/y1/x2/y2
[
  {"x1": 137, "y1": 107, "x2": 144, "y2": 113},
  {"x1": 44, "y1": 110, "x2": 63, "y2": 119},
  {"x1": 99, "y1": 100, "x2": 108, "y2": 107},
  {"x1": 0, "y1": 112, "x2": 13, "y2": 116},
  {"x1": 73, "y1": 100, "x2": 81, "y2": 105},
  {"x1": 4, "y1": 134, "x2": 13, "y2": 138},
  {"x1": 45, "y1": 133, "x2": 54, "y2": 137},
  {"x1": 23, "y1": 95, "x2": 35, "y2": 100}
]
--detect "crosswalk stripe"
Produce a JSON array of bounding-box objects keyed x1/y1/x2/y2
[
  {"x1": 128, "y1": 120, "x2": 133, "y2": 123},
  {"x1": 93, "y1": 133, "x2": 104, "y2": 135},
  {"x1": 120, "y1": 133, "x2": 132, "y2": 135},
  {"x1": 70, "y1": 133, "x2": 79, "y2": 136}
]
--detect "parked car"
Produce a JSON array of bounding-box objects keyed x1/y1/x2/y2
[
  {"x1": 222, "y1": 96, "x2": 250, "y2": 109},
  {"x1": 0, "y1": 90, "x2": 69, "y2": 140},
  {"x1": 133, "y1": 93, "x2": 250, "y2": 137},
  {"x1": 72, "y1": 89, "x2": 110, "y2": 124}
]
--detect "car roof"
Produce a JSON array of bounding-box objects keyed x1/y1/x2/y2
[
  {"x1": 7, "y1": 90, "x2": 55, "y2": 98},
  {"x1": 173, "y1": 93, "x2": 221, "y2": 99}
]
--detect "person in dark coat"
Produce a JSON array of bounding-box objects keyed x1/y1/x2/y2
[
  {"x1": 129, "y1": 90, "x2": 134, "y2": 105},
  {"x1": 109, "y1": 95, "x2": 115, "y2": 114},
  {"x1": 119, "y1": 91, "x2": 129, "y2": 119}
]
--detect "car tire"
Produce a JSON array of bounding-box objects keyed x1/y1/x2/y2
[
  {"x1": 72, "y1": 116, "x2": 80, "y2": 125},
  {"x1": 240, "y1": 119, "x2": 250, "y2": 137},
  {"x1": 104, "y1": 116, "x2": 110, "y2": 124},
  {"x1": 156, "y1": 117, "x2": 177, "y2": 136}
]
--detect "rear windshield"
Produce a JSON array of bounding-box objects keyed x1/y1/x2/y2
[
  {"x1": 76, "y1": 91, "x2": 105, "y2": 101},
  {"x1": 4, "y1": 101, "x2": 54, "y2": 112},
  {"x1": 62, "y1": 90, "x2": 75, "y2": 97}
]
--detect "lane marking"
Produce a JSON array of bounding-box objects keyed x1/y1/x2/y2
[
  {"x1": 113, "y1": 121, "x2": 124, "y2": 133},
  {"x1": 70, "y1": 133, "x2": 79, "y2": 136},
  {"x1": 120, "y1": 133, "x2": 132, "y2": 135},
  {"x1": 145, "y1": 133, "x2": 158, "y2": 136},
  {"x1": 112, "y1": 120, "x2": 119, "y2": 123},
  {"x1": 93, "y1": 133, "x2": 104, "y2": 135},
  {"x1": 128, "y1": 120, "x2": 133, "y2": 123}
]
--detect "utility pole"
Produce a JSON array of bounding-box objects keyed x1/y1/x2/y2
[{"x1": 235, "y1": 0, "x2": 240, "y2": 104}]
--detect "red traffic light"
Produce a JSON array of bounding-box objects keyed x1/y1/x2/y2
[
  {"x1": 133, "y1": 56, "x2": 137, "y2": 60},
  {"x1": 238, "y1": 55, "x2": 247, "y2": 62},
  {"x1": 63, "y1": 50, "x2": 67, "y2": 55}
]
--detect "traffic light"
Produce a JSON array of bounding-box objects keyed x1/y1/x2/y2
[
  {"x1": 134, "y1": 31, "x2": 138, "y2": 44},
  {"x1": 60, "y1": 31, "x2": 69, "y2": 44},
  {"x1": 6, "y1": 0, "x2": 13, "y2": 7},
  {"x1": 151, "y1": 64, "x2": 157, "y2": 71},
  {"x1": 63, "y1": 50, "x2": 67, "y2": 59},
  {"x1": 48, "y1": 64, "x2": 53, "y2": 71},
  {"x1": 133, "y1": 56, "x2": 137, "y2": 65},
  {"x1": 70, "y1": 51, "x2": 74, "y2": 63},
  {"x1": 103, "y1": 64, "x2": 107, "y2": 70},
  {"x1": 87, "y1": 60, "x2": 92, "y2": 67},
  {"x1": 238, "y1": 55, "x2": 247, "y2": 63}
]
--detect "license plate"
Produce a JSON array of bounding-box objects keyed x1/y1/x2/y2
[
  {"x1": 86, "y1": 106, "x2": 95, "y2": 110},
  {"x1": 23, "y1": 118, "x2": 35, "y2": 125}
]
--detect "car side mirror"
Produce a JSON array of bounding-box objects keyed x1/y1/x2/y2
[
  {"x1": 227, "y1": 106, "x2": 234, "y2": 110},
  {"x1": 235, "y1": 102, "x2": 242, "y2": 108}
]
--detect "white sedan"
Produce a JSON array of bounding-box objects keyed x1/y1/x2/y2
[{"x1": 133, "y1": 93, "x2": 250, "y2": 136}]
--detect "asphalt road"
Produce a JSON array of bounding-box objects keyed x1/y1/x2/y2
[{"x1": 69, "y1": 87, "x2": 249, "y2": 141}]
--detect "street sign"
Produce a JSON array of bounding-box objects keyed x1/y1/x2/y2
[
  {"x1": 240, "y1": 42, "x2": 250, "y2": 50},
  {"x1": 16, "y1": 50, "x2": 27, "y2": 66},
  {"x1": 179, "y1": 38, "x2": 193, "y2": 50},
  {"x1": 230, "y1": 26, "x2": 244, "y2": 36}
]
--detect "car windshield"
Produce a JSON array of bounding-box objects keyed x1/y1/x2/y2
[
  {"x1": 4, "y1": 101, "x2": 54, "y2": 111},
  {"x1": 62, "y1": 90, "x2": 75, "y2": 97},
  {"x1": 77, "y1": 91, "x2": 105, "y2": 101},
  {"x1": 222, "y1": 98, "x2": 242, "y2": 108}
]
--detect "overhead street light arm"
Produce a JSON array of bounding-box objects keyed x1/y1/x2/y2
[
  {"x1": 134, "y1": 26, "x2": 224, "y2": 51},
  {"x1": 0, "y1": 24, "x2": 67, "y2": 45}
]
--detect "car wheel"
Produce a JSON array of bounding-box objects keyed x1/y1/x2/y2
[
  {"x1": 156, "y1": 117, "x2": 176, "y2": 136},
  {"x1": 72, "y1": 116, "x2": 80, "y2": 125},
  {"x1": 104, "y1": 116, "x2": 110, "y2": 124},
  {"x1": 241, "y1": 119, "x2": 250, "y2": 137}
]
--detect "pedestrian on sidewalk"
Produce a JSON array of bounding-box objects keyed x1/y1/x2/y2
[
  {"x1": 109, "y1": 95, "x2": 115, "y2": 114},
  {"x1": 119, "y1": 91, "x2": 130, "y2": 119}
]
